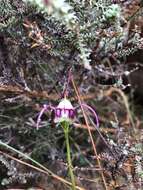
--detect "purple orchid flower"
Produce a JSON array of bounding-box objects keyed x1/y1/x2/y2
[{"x1": 36, "y1": 98, "x2": 99, "y2": 130}]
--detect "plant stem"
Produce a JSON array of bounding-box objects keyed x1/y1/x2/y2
[{"x1": 63, "y1": 121, "x2": 76, "y2": 190}]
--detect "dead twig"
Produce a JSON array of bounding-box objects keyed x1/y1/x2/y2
[
  {"x1": 71, "y1": 77, "x2": 108, "y2": 190},
  {"x1": 0, "y1": 85, "x2": 96, "y2": 101}
]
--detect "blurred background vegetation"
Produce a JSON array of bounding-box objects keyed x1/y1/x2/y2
[{"x1": 0, "y1": 0, "x2": 143, "y2": 189}]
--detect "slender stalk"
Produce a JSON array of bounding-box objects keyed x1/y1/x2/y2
[{"x1": 62, "y1": 121, "x2": 76, "y2": 190}]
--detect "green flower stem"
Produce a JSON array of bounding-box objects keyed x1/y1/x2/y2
[{"x1": 62, "y1": 121, "x2": 76, "y2": 190}]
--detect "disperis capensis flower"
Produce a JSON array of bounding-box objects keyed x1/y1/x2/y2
[
  {"x1": 36, "y1": 98, "x2": 75, "y2": 129},
  {"x1": 36, "y1": 97, "x2": 100, "y2": 130},
  {"x1": 54, "y1": 98, "x2": 75, "y2": 123}
]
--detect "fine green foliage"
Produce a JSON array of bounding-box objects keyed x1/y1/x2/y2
[{"x1": 0, "y1": 0, "x2": 143, "y2": 189}]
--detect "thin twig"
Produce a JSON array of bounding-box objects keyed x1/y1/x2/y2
[
  {"x1": 104, "y1": 87, "x2": 136, "y2": 134},
  {"x1": 71, "y1": 77, "x2": 108, "y2": 190},
  {"x1": 0, "y1": 85, "x2": 96, "y2": 101},
  {"x1": 0, "y1": 142, "x2": 85, "y2": 190}
]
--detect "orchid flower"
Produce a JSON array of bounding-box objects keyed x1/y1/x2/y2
[{"x1": 36, "y1": 97, "x2": 99, "y2": 130}]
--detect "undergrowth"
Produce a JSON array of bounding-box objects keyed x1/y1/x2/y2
[{"x1": 0, "y1": 0, "x2": 143, "y2": 189}]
